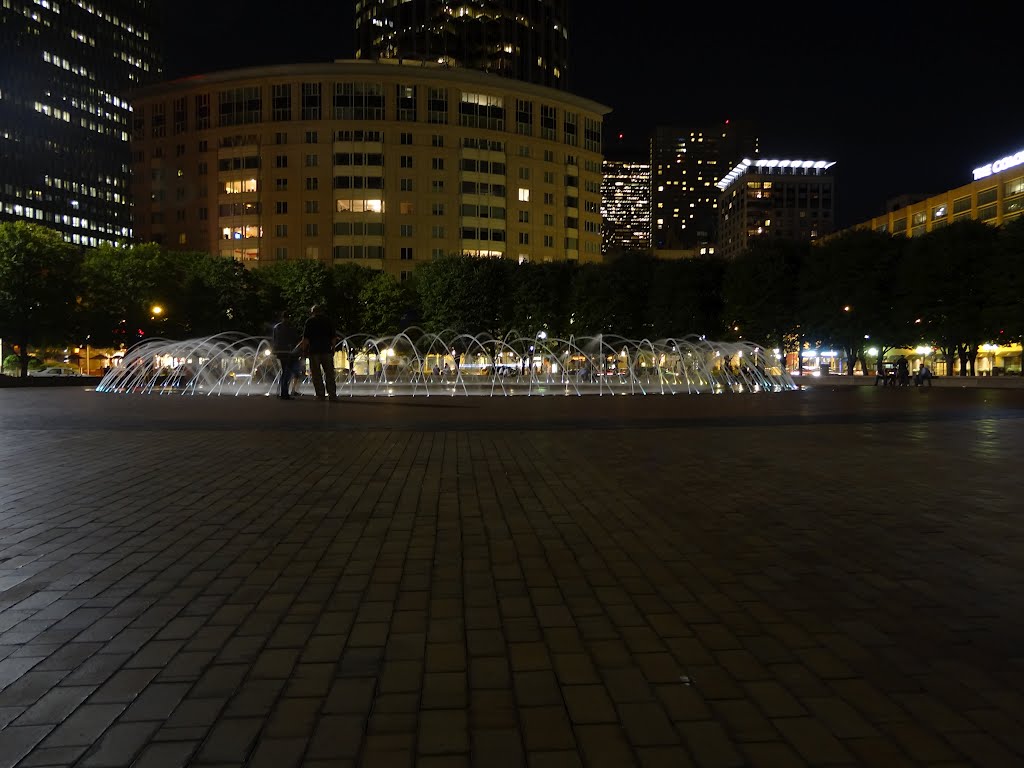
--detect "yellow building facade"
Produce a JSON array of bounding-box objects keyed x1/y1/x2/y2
[
  {"x1": 128, "y1": 61, "x2": 608, "y2": 277},
  {"x1": 848, "y1": 145, "x2": 1024, "y2": 236}
]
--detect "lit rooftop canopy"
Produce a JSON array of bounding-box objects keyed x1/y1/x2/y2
[{"x1": 717, "y1": 158, "x2": 836, "y2": 192}]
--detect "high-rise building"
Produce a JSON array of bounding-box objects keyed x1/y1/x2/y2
[
  {"x1": 650, "y1": 121, "x2": 758, "y2": 251},
  {"x1": 601, "y1": 159, "x2": 651, "y2": 255},
  {"x1": 355, "y1": 0, "x2": 569, "y2": 90},
  {"x1": 0, "y1": 1, "x2": 162, "y2": 246},
  {"x1": 716, "y1": 158, "x2": 837, "y2": 260},
  {"x1": 128, "y1": 61, "x2": 607, "y2": 275}
]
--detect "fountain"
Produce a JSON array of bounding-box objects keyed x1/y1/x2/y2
[{"x1": 95, "y1": 329, "x2": 796, "y2": 397}]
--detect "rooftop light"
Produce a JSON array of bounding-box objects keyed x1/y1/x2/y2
[{"x1": 716, "y1": 158, "x2": 836, "y2": 191}]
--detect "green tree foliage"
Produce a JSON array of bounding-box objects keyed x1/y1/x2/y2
[
  {"x1": 902, "y1": 219, "x2": 999, "y2": 375},
  {"x1": 175, "y1": 252, "x2": 267, "y2": 336},
  {"x1": 256, "y1": 259, "x2": 335, "y2": 326},
  {"x1": 992, "y1": 216, "x2": 1024, "y2": 344},
  {"x1": 801, "y1": 231, "x2": 901, "y2": 374},
  {"x1": 359, "y1": 271, "x2": 407, "y2": 336},
  {"x1": 646, "y1": 257, "x2": 726, "y2": 340},
  {"x1": 80, "y1": 242, "x2": 181, "y2": 346},
  {"x1": 605, "y1": 252, "x2": 657, "y2": 338},
  {"x1": 330, "y1": 263, "x2": 378, "y2": 334},
  {"x1": 567, "y1": 261, "x2": 617, "y2": 335},
  {"x1": 414, "y1": 255, "x2": 511, "y2": 335},
  {"x1": 9, "y1": 218, "x2": 1024, "y2": 380},
  {"x1": 0, "y1": 221, "x2": 81, "y2": 376},
  {"x1": 723, "y1": 240, "x2": 806, "y2": 357},
  {"x1": 508, "y1": 260, "x2": 576, "y2": 338}
]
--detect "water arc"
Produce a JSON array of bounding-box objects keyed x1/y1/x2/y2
[{"x1": 96, "y1": 330, "x2": 797, "y2": 397}]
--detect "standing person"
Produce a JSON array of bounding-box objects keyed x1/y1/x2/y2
[
  {"x1": 301, "y1": 305, "x2": 339, "y2": 402},
  {"x1": 896, "y1": 355, "x2": 910, "y2": 387},
  {"x1": 271, "y1": 312, "x2": 301, "y2": 400}
]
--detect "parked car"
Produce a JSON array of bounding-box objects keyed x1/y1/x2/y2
[{"x1": 31, "y1": 366, "x2": 81, "y2": 377}]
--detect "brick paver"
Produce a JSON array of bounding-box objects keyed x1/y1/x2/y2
[{"x1": 0, "y1": 385, "x2": 1023, "y2": 766}]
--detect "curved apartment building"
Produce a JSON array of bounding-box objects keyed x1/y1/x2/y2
[{"x1": 128, "y1": 60, "x2": 607, "y2": 277}]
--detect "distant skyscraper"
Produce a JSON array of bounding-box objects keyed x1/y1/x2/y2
[
  {"x1": 0, "y1": 1, "x2": 162, "y2": 246},
  {"x1": 355, "y1": 0, "x2": 569, "y2": 90},
  {"x1": 601, "y1": 160, "x2": 651, "y2": 254},
  {"x1": 716, "y1": 158, "x2": 837, "y2": 259},
  {"x1": 650, "y1": 121, "x2": 758, "y2": 251}
]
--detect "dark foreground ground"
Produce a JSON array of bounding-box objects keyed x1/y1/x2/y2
[{"x1": 0, "y1": 385, "x2": 1022, "y2": 767}]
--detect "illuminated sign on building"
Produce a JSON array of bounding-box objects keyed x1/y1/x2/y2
[{"x1": 973, "y1": 148, "x2": 1024, "y2": 181}]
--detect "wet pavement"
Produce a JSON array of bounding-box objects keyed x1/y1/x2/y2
[{"x1": 0, "y1": 385, "x2": 1022, "y2": 767}]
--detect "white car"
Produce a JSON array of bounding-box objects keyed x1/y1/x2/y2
[{"x1": 31, "y1": 367, "x2": 81, "y2": 377}]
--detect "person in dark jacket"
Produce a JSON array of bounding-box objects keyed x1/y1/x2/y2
[
  {"x1": 896, "y1": 355, "x2": 910, "y2": 387},
  {"x1": 271, "y1": 312, "x2": 301, "y2": 400},
  {"x1": 301, "y1": 305, "x2": 338, "y2": 401}
]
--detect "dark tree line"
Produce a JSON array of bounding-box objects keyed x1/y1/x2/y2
[{"x1": 3, "y1": 217, "x2": 1023, "y2": 376}]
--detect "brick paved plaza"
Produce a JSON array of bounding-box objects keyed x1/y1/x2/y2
[{"x1": 0, "y1": 384, "x2": 1022, "y2": 767}]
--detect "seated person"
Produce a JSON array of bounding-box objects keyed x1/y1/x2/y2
[{"x1": 915, "y1": 363, "x2": 933, "y2": 386}]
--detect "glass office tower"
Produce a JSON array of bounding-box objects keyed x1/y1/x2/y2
[
  {"x1": 601, "y1": 159, "x2": 652, "y2": 255},
  {"x1": 0, "y1": 0, "x2": 162, "y2": 246},
  {"x1": 355, "y1": 0, "x2": 569, "y2": 90}
]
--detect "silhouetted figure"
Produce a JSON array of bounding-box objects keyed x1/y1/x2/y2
[
  {"x1": 271, "y1": 312, "x2": 301, "y2": 400},
  {"x1": 301, "y1": 305, "x2": 338, "y2": 402},
  {"x1": 896, "y1": 355, "x2": 910, "y2": 387}
]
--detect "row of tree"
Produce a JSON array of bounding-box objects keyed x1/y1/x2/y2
[{"x1": 2, "y1": 217, "x2": 1022, "y2": 377}]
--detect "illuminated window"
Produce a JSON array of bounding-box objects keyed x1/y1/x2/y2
[
  {"x1": 397, "y1": 85, "x2": 416, "y2": 121},
  {"x1": 336, "y1": 199, "x2": 384, "y2": 213}
]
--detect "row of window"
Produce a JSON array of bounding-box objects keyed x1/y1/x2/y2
[
  {"x1": 138, "y1": 134, "x2": 581, "y2": 172},
  {"x1": 889, "y1": 177, "x2": 1024, "y2": 231},
  {"x1": 135, "y1": 85, "x2": 600, "y2": 151}
]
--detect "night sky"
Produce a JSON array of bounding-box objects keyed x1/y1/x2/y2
[{"x1": 161, "y1": 1, "x2": 1024, "y2": 229}]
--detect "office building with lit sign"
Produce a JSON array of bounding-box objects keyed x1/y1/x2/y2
[
  {"x1": 843, "y1": 145, "x2": 1024, "y2": 237},
  {"x1": 128, "y1": 61, "x2": 607, "y2": 277},
  {"x1": 825, "y1": 144, "x2": 1024, "y2": 377}
]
